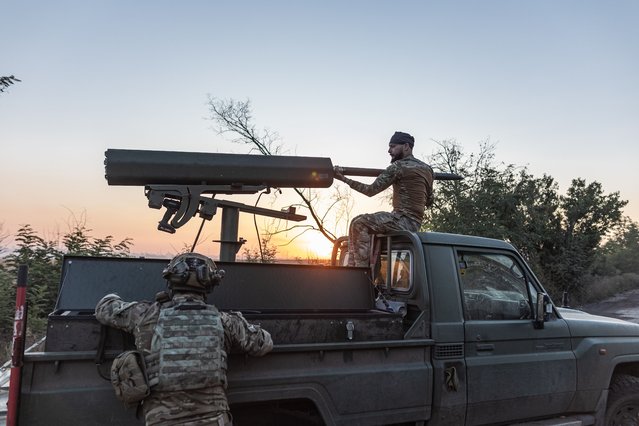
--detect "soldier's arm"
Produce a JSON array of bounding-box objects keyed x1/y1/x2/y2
[
  {"x1": 221, "y1": 311, "x2": 273, "y2": 356},
  {"x1": 94, "y1": 293, "x2": 151, "y2": 334},
  {"x1": 339, "y1": 163, "x2": 400, "y2": 197},
  {"x1": 425, "y1": 165, "x2": 435, "y2": 207}
]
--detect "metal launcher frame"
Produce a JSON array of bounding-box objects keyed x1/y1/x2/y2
[{"x1": 105, "y1": 149, "x2": 335, "y2": 261}]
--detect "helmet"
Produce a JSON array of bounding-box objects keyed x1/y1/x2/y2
[{"x1": 162, "y1": 252, "x2": 224, "y2": 293}]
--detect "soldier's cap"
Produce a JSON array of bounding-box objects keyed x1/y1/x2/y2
[{"x1": 389, "y1": 131, "x2": 414, "y2": 148}]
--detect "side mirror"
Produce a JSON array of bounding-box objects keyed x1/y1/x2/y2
[{"x1": 534, "y1": 292, "x2": 551, "y2": 329}]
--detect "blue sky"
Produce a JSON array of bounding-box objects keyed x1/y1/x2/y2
[{"x1": 2, "y1": 0, "x2": 638, "y2": 258}]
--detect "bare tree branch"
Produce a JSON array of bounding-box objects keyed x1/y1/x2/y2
[{"x1": 206, "y1": 96, "x2": 351, "y2": 246}]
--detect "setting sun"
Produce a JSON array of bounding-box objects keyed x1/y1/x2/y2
[{"x1": 299, "y1": 232, "x2": 336, "y2": 261}]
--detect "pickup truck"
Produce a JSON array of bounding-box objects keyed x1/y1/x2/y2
[
  {"x1": 13, "y1": 149, "x2": 639, "y2": 425},
  {"x1": 14, "y1": 230, "x2": 639, "y2": 425}
]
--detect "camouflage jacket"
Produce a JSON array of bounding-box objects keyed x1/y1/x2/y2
[
  {"x1": 95, "y1": 292, "x2": 273, "y2": 425},
  {"x1": 341, "y1": 155, "x2": 434, "y2": 223}
]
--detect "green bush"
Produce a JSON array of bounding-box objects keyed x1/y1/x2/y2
[
  {"x1": 574, "y1": 273, "x2": 639, "y2": 306},
  {"x1": 0, "y1": 223, "x2": 132, "y2": 350}
]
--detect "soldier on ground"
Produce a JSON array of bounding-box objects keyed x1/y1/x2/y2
[
  {"x1": 334, "y1": 131, "x2": 434, "y2": 267},
  {"x1": 95, "y1": 252, "x2": 273, "y2": 426}
]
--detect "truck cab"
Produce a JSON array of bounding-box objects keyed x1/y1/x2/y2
[{"x1": 370, "y1": 231, "x2": 639, "y2": 425}]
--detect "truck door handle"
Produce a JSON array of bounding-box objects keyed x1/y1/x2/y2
[{"x1": 476, "y1": 344, "x2": 495, "y2": 352}]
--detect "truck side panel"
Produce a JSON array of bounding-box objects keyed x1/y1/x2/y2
[{"x1": 20, "y1": 340, "x2": 433, "y2": 425}]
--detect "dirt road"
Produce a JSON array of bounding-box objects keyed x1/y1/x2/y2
[{"x1": 580, "y1": 288, "x2": 639, "y2": 324}]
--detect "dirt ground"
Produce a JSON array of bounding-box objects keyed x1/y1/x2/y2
[{"x1": 580, "y1": 288, "x2": 639, "y2": 324}]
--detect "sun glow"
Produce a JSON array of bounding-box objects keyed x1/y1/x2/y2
[{"x1": 300, "y1": 232, "x2": 335, "y2": 261}]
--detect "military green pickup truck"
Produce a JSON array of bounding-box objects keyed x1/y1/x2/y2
[
  {"x1": 14, "y1": 230, "x2": 639, "y2": 425},
  {"x1": 12, "y1": 150, "x2": 639, "y2": 424}
]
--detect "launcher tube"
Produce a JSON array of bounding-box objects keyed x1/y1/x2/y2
[
  {"x1": 338, "y1": 166, "x2": 463, "y2": 181},
  {"x1": 105, "y1": 149, "x2": 334, "y2": 188}
]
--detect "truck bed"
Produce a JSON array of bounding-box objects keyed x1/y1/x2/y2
[
  {"x1": 47, "y1": 256, "x2": 404, "y2": 351},
  {"x1": 18, "y1": 256, "x2": 429, "y2": 426}
]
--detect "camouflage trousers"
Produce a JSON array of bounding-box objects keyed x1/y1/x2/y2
[
  {"x1": 143, "y1": 388, "x2": 232, "y2": 426},
  {"x1": 347, "y1": 212, "x2": 420, "y2": 267}
]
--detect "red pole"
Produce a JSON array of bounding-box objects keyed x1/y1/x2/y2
[{"x1": 6, "y1": 265, "x2": 28, "y2": 426}]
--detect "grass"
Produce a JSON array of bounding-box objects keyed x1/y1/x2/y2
[{"x1": 572, "y1": 272, "x2": 639, "y2": 306}]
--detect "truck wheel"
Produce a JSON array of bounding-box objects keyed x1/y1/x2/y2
[{"x1": 605, "y1": 374, "x2": 639, "y2": 426}]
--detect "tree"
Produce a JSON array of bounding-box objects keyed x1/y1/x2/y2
[
  {"x1": 63, "y1": 222, "x2": 132, "y2": 257},
  {"x1": 425, "y1": 139, "x2": 627, "y2": 299},
  {"x1": 0, "y1": 75, "x2": 21, "y2": 93},
  {"x1": 0, "y1": 223, "x2": 8, "y2": 256},
  {"x1": 4, "y1": 225, "x2": 63, "y2": 334},
  {"x1": 425, "y1": 139, "x2": 563, "y2": 249},
  {"x1": 595, "y1": 219, "x2": 639, "y2": 275},
  {"x1": 206, "y1": 97, "x2": 352, "y2": 250},
  {"x1": 550, "y1": 179, "x2": 627, "y2": 289},
  {"x1": 0, "y1": 222, "x2": 133, "y2": 347}
]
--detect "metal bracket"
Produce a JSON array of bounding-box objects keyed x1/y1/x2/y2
[
  {"x1": 346, "y1": 321, "x2": 355, "y2": 341},
  {"x1": 145, "y1": 184, "x2": 267, "y2": 233}
]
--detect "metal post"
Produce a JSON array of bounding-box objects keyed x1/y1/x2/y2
[
  {"x1": 7, "y1": 265, "x2": 28, "y2": 426},
  {"x1": 220, "y1": 207, "x2": 240, "y2": 262}
]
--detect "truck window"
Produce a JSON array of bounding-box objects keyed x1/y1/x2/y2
[
  {"x1": 457, "y1": 251, "x2": 532, "y2": 321},
  {"x1": 376, "y1": 249, "x2": 413, "y2": 292}
]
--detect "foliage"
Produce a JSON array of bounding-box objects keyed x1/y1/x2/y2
[
  {"x1": 242, "y1": 237, "x2": 278, "y2": 263},
  {"x1": 0, "y1": 75, "x2": 21, "y2": 93},
  {"x1": 546, "y1": 179, "x2": 626, "y2": 298},
  {"x1": 426, "y1": 139, "x2": 628, "y2": 300},
  {"x1": 0, "y1": 223, "x2": 132, "y2": 347},
  {"x1": 63, "y1": 223, "x2": 133, "y2": 257},
  {"x1": 5, "y1": 225, "x2": 63, "y2": 332},
  {"x1": 0, "y1": 223, "x2": 8, "y2": 257},
  {"x1": 579, "y1": 273, "x2": 639, "y2": 306},
  {"x1": 0, "y1": 267, "x2": 15, "y2": 359},
  {"x1": 594, "y1": 220, "x2": 639, "y2": 276}
]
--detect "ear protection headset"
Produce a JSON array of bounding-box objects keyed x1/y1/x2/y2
[{"x1": 162, "y1": 253, "x2": 224, "y2": 292}]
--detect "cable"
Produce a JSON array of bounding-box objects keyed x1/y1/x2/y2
[{"x1": 190, "y1": 218, "x2": 206, "y2": 253}]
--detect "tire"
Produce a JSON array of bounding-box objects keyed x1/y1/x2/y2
[{"x1": 605, "y1": 374, "x2": 639, "y2": 426}]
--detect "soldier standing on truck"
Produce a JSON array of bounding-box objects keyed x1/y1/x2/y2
[
  {"x1": 334, "y1": 131, "x2": 434, "y2": 267},
  {"x1": 95, "y1": 252, "x2": 273, "y2": 426}
]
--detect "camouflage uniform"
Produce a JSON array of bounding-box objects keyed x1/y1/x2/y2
[
  {"x1": 95, "y1": 292, "x2": 273, "y2": 426},
  {"x1": 340, "y1": 154, "x2": 433, "y2": 267}
]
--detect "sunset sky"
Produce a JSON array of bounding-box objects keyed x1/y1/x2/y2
[{"x1": 2, "y1": 0, "x2": 638, "y2": 260}]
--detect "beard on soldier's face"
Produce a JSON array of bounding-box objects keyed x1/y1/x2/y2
[{"x1": 390, "y1": 151, "x2": 403, "y2": 162}]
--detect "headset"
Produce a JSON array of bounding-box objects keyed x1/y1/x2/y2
[{"x1": 162, "y1": 252, "x2": 224, "y2": 292}]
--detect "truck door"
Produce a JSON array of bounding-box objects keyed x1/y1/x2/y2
[{"x1": 457, "y1": 249, "x2": 576, "y2": 426}]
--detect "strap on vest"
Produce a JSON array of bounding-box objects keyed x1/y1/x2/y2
[
  {"x1": 95, "y1": 324, "x2": 110, "y2": 381},
  {"x1": 175, "y1": 303, "x2": 206, "y2": 310}
]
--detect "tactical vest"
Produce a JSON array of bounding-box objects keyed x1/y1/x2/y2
[
  {"x1": 392, "y1": 156, "x2": 433, "y2": 222},
  {"x1": 145, "y1": 298, "x2": 227, "y2": 392}
]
